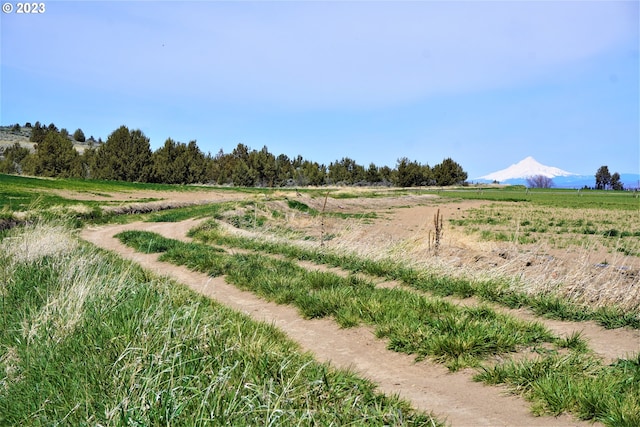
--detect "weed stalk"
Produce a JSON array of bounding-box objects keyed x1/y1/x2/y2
[
  {"x1": 320, "y1": 191, "x2": 329, "y2": 248},
  {"x1": 433, "y1": 209, "x2": 443, "y2": 255}
]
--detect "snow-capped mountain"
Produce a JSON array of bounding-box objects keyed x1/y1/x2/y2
[
  {"x1": 475, "y1": 157, "x2": 640, "y2": 189},
  {"x1": 478, "y1": 156, "x2": 576, "y2": 182}
]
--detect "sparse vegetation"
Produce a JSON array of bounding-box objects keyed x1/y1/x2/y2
[
  {"x1": 430, "y1": 209, "x2": 443, "y2": 254},
  {"x1": 447, "y1": 202, "x2": 640, "y2": 258}
]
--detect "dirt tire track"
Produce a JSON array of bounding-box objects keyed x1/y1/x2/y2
[
  {"x1": 193, "y1": 219, "x2": 640, "y2": 363},
  {"x1": 81, "y1": 220, "x2": 600, "y2": 427}
]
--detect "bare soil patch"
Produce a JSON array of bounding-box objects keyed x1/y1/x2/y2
[
  {"x1": 280, "y1": 193, "x2": 640, "y2": 312},
  {"x1": 52, "y1": 188, "x2": 247, "y2": 204}
]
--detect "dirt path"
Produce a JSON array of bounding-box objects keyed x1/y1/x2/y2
[{"x1": 80, "y1": 219, "x2": 608, "y2": 426}]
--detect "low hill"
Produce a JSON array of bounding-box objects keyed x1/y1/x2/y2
[{"x1": 0, "y1": 125, "x2": 96, "y2": 154}]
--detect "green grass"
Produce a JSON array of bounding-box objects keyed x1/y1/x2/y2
[
  {"x1": 117, "y1": 228, "x2": 640, "y2": 423},
  {"x1": 145, "y1": 202, "x2": 231, "y2": 223},
  {"x1": 430, "y1": 187, "x2": 640, "y2": 210},
  {"x1": 288, "y1": 199, "x2": 316, "y2": 214},
  {"x1": 117, "y1": 230, "x2": 558, "y2": 372},
  {"x1": 0, "y1": 222, "x2": 442, "y2": 426},
  {"x1": 187, "y1": 219, "x2": 640, "y2": 329},
  {"x1": 448, "y1": 201, "x2": 640, "y2": 256},
  {"x1": 475, "y1": 353, "x2": 640, "y2": 426},
  {"x1": 0, "y1": 174, "x2": 247, "y2": 228},
  {"x1": 0, "y1": 173, "x2": 216, "y2": 194},
  {"x1": 286, "y1": 198, "x2": 377, "y2": 220}
]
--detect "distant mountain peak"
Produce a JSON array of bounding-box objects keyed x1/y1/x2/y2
[{"x1": 479, "y1": 156, "x2": 576, "y2": 182}]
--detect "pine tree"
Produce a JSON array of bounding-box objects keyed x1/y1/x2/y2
[
  {"x1": 432, "y1": 158, "x2": 467, "y2": 186},
  {"x1": 595, "y1": 166, "x2": 611, "y2": 190},
  {"x1": 395, "y1": 157, "x2": 424, "y2": 187},
  {"x1": 365, "y1": 163, "x2": 382, "y2": 184},
  {"x1": 93, "y1": 125, "x2": 152, "y2": 182},
  {"x1": 73, "y1": 128, "x2": 86, "y2": 142},
  {"x1": 25, "y1": 131, "x2": 81, "y2": 177},
  {"x1": 29, "y1": 122, "x2": 47, "y2": 143},
  {"x1": 232, "y1": 159, "x2": 257, "y2": 186},
  {"x1": 610, "y1": 172, "x2": 624, "y2": 191},
  {"x1": 184, "y1": 140, "x2": 208, "y2": 184},
  {"x1": 0, "y1": 143, "x2": 31, "y2": 174},
  {"x1": 275, "y1": 154, "x2": 294, "y2": 186}
]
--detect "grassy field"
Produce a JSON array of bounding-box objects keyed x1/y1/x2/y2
[
  {"x1": 0, "y1": 173, "x2": 223, "y2": 213},
  {"x1": 430, "y1": 186, "x2": 640, "y2": 210},
  {"x1": 448, "y1": 202, "x2": 640, "y2": 256},
  {"x1": 116, "y1": 229, "x2": 558, "y2": 371},
  {"x1": 115, "y1": 223, "x2": 640, "y2": 425},
  {"x1": 0, "y1": 221, "x2": 441, "y2": 426},
  {"x1": 1, "y1": 174, "x2": 639, "y2": 425}
]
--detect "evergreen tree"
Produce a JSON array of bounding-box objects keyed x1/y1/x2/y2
[
  {"x1": 328, "y1": 160, "x2": 348, "y2": 184},
  {"x1": 432, "y1": 158, "x2": 467, "y2": 186},
  {"x1": 365, "y1": 163, "x2": 382, "y2": 184},
  {"x1": 0, "y1": 143, "x2": 31, "y2": 174},
  {"x1": 184, "y1": 140, "x2": 208, "y2": 184},
  {"x1": 299, "y1": 160, "x2": 326, "y2": 186},
  {"x1": 232, "y1": 143, "x2": 250, "y2": 162},
  {"x1": 379, "y1": 165, "x2": 393, "y2": 184},
  {"x1": 328, "y1": 157, "x2": 363, "y2": 184},
  {"x1": 24, "y1": 131, "x2": 81, "y2": 177},
  {"x1": 610, "y1": 172, "x2": 624, "y2": 191},
  {"x1": 232, "y1": 159, "x2": 257, "y2": 186},
  {"x1": 151, "y1": 138, "x2": 181, "y2": 183},
  {"x1": 29, "y1": 122, "x2": 47, "y2": 143},
  {"x1": 595, "y1": 166, "x2": 611, "y2": 190},
  {"x1": 395, "y1": 157, "x2": 424, "y2": 187},
  {"x1": 150, "y1": 139, "x2": 207, "y2": 184},
  {"x1": 80, "y1": 146, "x2": 97, "y2": 178},
  {"x1": 93, "y1": 125, "x2": 152, "y2": 182},
  {"x1": 211, "y1": 149, "x2": 234, "y2": 185},
  {"x1": 73, "y1": 128, "x2": 86, "y2": 142},
  {"x1": 249, "y1": 146, "x2": 277, "y2": 187},
  {"x1": 275, "y1": 154, "x2": 294, "y2": 186}
]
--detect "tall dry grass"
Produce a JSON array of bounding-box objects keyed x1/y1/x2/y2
[
  {"x1": 0, "y1": 221, "x2": 77, "y2": 264},
  {"x1": 226, "y1": 202, "x2": 640, "y2": 312}
]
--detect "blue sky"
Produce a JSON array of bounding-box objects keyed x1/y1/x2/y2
[{"x1": 1, "y1": 1, "x2": 638, "y2": 179}]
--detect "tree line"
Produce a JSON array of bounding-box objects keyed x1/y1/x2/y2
[{"x1": 0, "y1": 122, "x2": 469, "y2": 188}]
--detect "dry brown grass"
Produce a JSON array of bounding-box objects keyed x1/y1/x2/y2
[
  {"x1": 0, "y1": 222, "x2": 78, "y2": 264},
  {"x1": 0, "y1": 347, "x2": 22, "y2": 392},
  {"x1": 222, "y1": 197, "x2": 640, "y2": 312}
]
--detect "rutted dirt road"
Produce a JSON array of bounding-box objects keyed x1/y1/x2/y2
[{"x1": 81, "y1": 218, "x2": 624, "y2": 426}]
